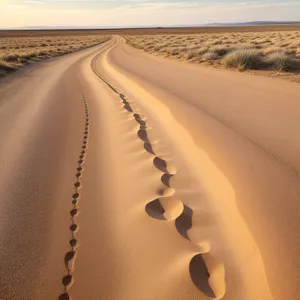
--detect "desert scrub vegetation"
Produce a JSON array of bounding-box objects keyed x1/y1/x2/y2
[
  {"x1": 223, "y1": 49, "x2": 262, "y2": 70},
  {"x1": 0, "y1": 35, "x2": 109, "y2": 77},
  {"x1": 125, "y1": 30, "x2": 300, "y2": 73}
]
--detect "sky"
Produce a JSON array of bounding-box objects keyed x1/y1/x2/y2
[{"x1": 0, "y1": 0, "x2": 300, "y2": 28}]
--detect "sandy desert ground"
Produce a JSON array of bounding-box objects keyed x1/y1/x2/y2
[{"x1": 0, "y1": 30, "x2": 300, "y2": 300}]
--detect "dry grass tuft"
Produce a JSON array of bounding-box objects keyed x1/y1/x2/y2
[
  {"x1": 203, "y1": 50, "x2": 219, "y2": 61},
  {"x1": 0, "y1": 35, "x2": 110, "y2": 77},
  {"x1": 223, "y1": 49, "x2": 262, "y2": 70},
  {"x1": 266, "y1": 52, "x2": 292, "y2": 71},
  {"x1": 0, "y1": 59, "x2": 15, "y2": 76},
  {"x1": 0, "y1": 59, "x2": 13, "y2": 70},
  {"x1": 125, "y1": 30, "x2": 300, "y2": 74}
]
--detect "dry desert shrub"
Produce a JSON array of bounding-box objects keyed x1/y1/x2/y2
[
  {"x1": 202, "y1": 50, "x2": 219, "y2": 61},
  {"x1": 0, "y1": 59, "x2": 13, "y2": 70},
  {"x1": 0, "y1": 35, "x2": 109, "y2": 76},
  {"x1": 126, "y1": 30, "x2": 300, "y2": 73},
  {"x1": 266, "y1": 51, "x2": 292, "y2": 71},
  {"x1": 223, "y1": 49, "x2": 262, "y2": 70},
  {"x1": 167, "y1": 47, "x2": 181, "y2": 56},
  {"x1": 0, "y1": 59, "x2": 15, "y2": 76}
]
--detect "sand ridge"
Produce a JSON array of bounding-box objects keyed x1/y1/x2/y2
[
  {"x1": 93, "y1": 36, "x2": 277, "y2": 300},
  {"x1": 91, "y1": 56, "x2": 226, "y2": 298}
]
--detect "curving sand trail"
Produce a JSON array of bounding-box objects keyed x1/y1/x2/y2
[{"x1": 0, "y1": 36, "x2": 300, "y2": 300}]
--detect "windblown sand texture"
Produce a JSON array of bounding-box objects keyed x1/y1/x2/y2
[{"x1": 0, "y1": 35, "x2": 300, "y2": 300}]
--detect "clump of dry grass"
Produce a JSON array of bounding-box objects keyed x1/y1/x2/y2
[
  {"x1": 0, "y1": 59, "x2": 15, "y2": 76},
  {"x1": 203, "y1": 50, "x2": 219, "y2": 61},
  {"x1": 0, "y1": 35, "x2": 110, "y2": 77},
  {"x1": 223, "y1": 49, "x2": 262, "y2": 70},
  {"x1": 167, "y1": 47, "x2": 180, "y2": 56},
  {"x1": 0, "y1": 59, "x2": 13, "y2": 70},
  {"x1": 2, "y1": 54, "x2": 19, "y2": 62},
  {"x1": 266, "y1": 52, "x2": 292, "y2": 71},
  {"x1": 125, "y1": 30, "x2": 300, "y2": 74}
]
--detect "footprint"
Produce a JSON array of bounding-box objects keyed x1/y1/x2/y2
[
  {"x1": 72, "y1": 193, "x2": 79, "y2": 199},
  {"x1": 119, "y1": 93, "x2": 126, "y2": 100},
  {"x1": 153, "y1": 157, "x2": 168, "y2": 173},
  {"x1": 145, "y1": 198, "x2": 166, "y2": 220},
  {"x1": 74, "y1": 182, "x2": 81, "y2": 188},
  {"x1": 69, "y1": 239, "x2": 77, "y2": 247},
  {"x1": 205, "y1": 254, "x2": 226, "y2": 299},
  {"x1": 153, "y1": 157, "x2": 176, "y2": 174},
  {"x1": 144, "y1": 142, "x2": 155, "y2": 155},
  {"x1": 124, "y1": 104, "x2": 133, "y2": 112},
  {"x1": 175, "y1": 205, "x2": 193, "y2": 240},
  {"x1": 64, "y1": 251, "x2": 75, "y2": 268},
  {"x1": 133, "y1": 113, "x2": 147, "y2": 123},
  {"x1": 58, "y1": 293, "x2": 70, "y2": 300},
  {"x1": 135, "y1": 117, "x2": 146, "y2": 127},
  {"x1": 138, "y1": 129, "x2": 150, "y2": 143},
  {"x1": 145, "y1": 197, "x2": 184, "y2": 221},
  {"x1": 70, "y1": 224, "x2": 78, "y2": 232},
  {"x1": 161, "y1": 174, "x2": 174, "y2": 187},
  {"x1": 62, "y1": 274, "x2": 73, "y2": 287},
  {"x1": 70, "y1": 209, "x2": 78, "y2": 217},
  {"x1": 190, "y1": 253, "x2": 226, "y2": 299},
  {"x1": 189, "y1": 254, "x2": 215, "y2": 298}
]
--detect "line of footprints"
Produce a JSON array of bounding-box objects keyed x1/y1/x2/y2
[
  {"x1": 121, "y1": 93, "x2": 226, "y2": 300},
  {"x1": 59, "y1": 93, "x2": 90, "y2": 300}
]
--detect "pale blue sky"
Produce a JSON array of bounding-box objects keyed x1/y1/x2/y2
[{"x1": 1, "y1": 0, "x2": 300, "y2": 28}]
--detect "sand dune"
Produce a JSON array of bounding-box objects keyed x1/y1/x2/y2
[{"x1": 0, "y1": 35, "x2": 300, "y2": 300}]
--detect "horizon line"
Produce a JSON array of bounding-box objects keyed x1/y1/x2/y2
[{"x1": 1, "y1": 21, "x2": 300, "y2": 31}]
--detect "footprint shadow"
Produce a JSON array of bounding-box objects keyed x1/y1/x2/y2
[
  {"x1": 134, "y1": 114, "x2": 146, "y2": 126},
  {"x1": 58, "y1": 293, "x2": 70, "y2": 300},
  {"x1": 153, "y1": 157, "x2": 169, "y2": 173},
  {"x1": 175, "y1": 205, "x2": 193, "y2": 240},
  {"x1": 145, "y1": 197, "x2": 184, "y2": 221},
  {"x1": 124, "y1": 104, "x2": 133, "y2": 112},
  {"x1": 189, "y1": 254, "x2": 215, "y2": 298},
  {"x1": 138, "y1": 129, "x2": 150, "y2": 143},
  {"x1": 145, "y1": 199, "x2": 166, "y2": 220},
  {"x1": 144, "y1": 142, "x2": 155, "y2": 155},
  {"x1": 161, "y1": 173, "x2": 173, "y2": 187}
]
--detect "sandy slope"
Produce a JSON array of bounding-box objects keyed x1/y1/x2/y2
[{"x1": 0, "y1": 35, "x2": 300, "y2": 300}]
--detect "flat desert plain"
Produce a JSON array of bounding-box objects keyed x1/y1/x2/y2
[{"x1": 0, "y1": 26, "x2": 300, "y2": 300}]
